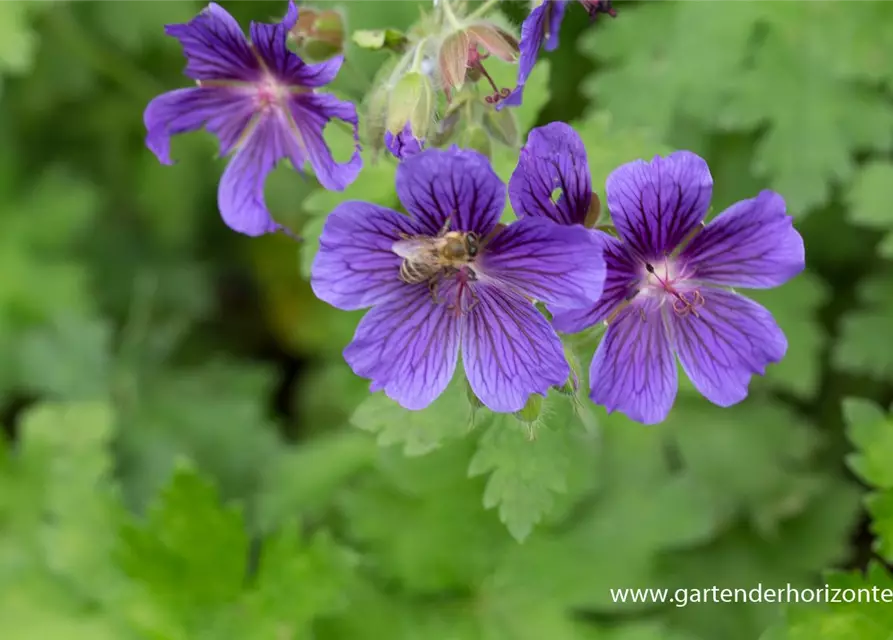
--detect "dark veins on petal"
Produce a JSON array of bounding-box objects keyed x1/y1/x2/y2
[
  {"x1": 397, "y1": 150, "x2": 503, "y2": 235},
  {"x1": 166, "y1": 9, "x2": 259, "y2": 81},
  {"x1": 673, "y1": 290, "x2": 785, "y2": 383},
  {"x1": 462, "y1": 285, "x2": 563, "y2": 407},
  {"x1": 611, "y1": 179, "x2": 696, "y2": 259},
  {"x1": 593, "y1": 300, "x2": 676, "y2": 423},
  {"x1": 350, "y1": 285, "x2": 458, "y2": 389},
  {"x1": 481, "y1": 220, "x2": 596, "y2": 304}
]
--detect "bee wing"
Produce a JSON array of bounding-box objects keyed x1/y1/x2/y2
[{"x1": 392, "y1": 237, "x2": 437, "y2": 260}]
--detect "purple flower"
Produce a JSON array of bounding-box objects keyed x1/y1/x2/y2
[
  {"x1": 144, "y1": 1, "x2": 361, "y2": 236},
  {"x1": 310, "y1": 147, "x2": 606, "y2": 413},
  {"x1": 501, "y1": 0, "x2": 615, "y2": 109},
  {"x1": 510, "y1": 123, "x2": 806, "y2": 425},
  {"x1": 384, "y1": 123, "x2": 425, "y2": 161}
]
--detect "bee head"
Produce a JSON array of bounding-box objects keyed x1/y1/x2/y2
[{"x1": 464, "y1": 233, "x2": 480, "y2": 258}]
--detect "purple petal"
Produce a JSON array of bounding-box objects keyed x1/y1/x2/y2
[
  {"x1": 249, "y1": 0, "x2": 343, "y2": 87},
  {"x1": 678, "y1": 190, "x2": 805, "y2": 289},
  {"x1": 461, "y1": 284, "x2": 568, "y2": 413},
  {"x1": 395, "y1": 147, "x2": 505, "y2": 236},
  {"x1": 478, "y1": 217, "x2": 605, "y2": 307},
  {"x1": 545, "y1": 1, "x2": 568, "y2": 51},
  {"x1": 385, "y1": 123, "x2": 425, "y2": 161},
  {"x1": 311, "y1": 202, "x2": 423, "y2": 311},
  {"x1": 143, "y1": 87, "x2": 255, "y2": 165},
  {"x1": 288, "y1": 93, "x2": 362, "y2": 191},
  {"x1": 164, "y1": 3, "x2": 260, "y2": 82},
  {"x1": 516, "y1": 1, "x2": 547, "y2": 86},
  {"x1": 509, "y1": 122, "x2": 592, "y2": 226},
  {"x1": 672, "y1": 288, "x2": 786, "y2": 408},
  {"x1": 217, "y1": 113, "x2": 292, "y2": 236},
  {"x1": 497, "y1": 88, "x2": 524, "y2": 110},
  {"x1": 589, "y1": 296, "x2": 677, "y2": 425},
  {"x1": 496, "y1": 1, "x2": 566, "y2": 111},
  {"x1": 551, "y1": 232, "x2": 640, "y2": 333},
  {"x1": 606, "y1": 151, "x2": 713, "y2": 260},
  {"x1": 344, "y1": 286, "x2": 459, "y2": 410}
]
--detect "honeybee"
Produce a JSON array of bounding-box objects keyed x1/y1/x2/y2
[{"x1": 393, "y1": 228, "x2": 481, "y2": 285}]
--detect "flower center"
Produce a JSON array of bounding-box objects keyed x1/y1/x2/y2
[
  {"x1": 640, "y1": 258, "x2": 704, "y2": 318},
  {"x1": 255, "y1": 76, "x2": 286, "y2": 112}
]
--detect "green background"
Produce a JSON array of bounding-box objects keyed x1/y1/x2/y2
[{"x1": 1, "y1": 1, "x2": 893, "y2": 638}]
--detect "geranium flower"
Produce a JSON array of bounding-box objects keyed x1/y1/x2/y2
[
  {"x1": 144, "y1": 1, "x2": 361, "y2": 236},
  {"x1": 311, "y1": 147, "x2": 606, "y2": 412},
  {"x1": 510, "y1": 122, "x2": 806, "y2": 424}
]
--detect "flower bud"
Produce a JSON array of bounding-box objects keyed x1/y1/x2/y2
[
  {"x1": 387, "y1": 72, "x2": 435, "y2": 140},
  {"x1": 437, "y1": 21, "x2": 518, "y2": 103},
  {"x1": 289, "y1": 8, "x2": 345, "y2": 60},
  {"x1": 514, "y1": 394, "x2": 544, "y2": 425},
  {"x1": 459, "y1": 124, "x2": 492, "y2": 159},
  {"x1": 483, "y1": 107, "x2": 519, "y2": 148},
  {"x1": 385, "y1": 122, "x2": 425, "y2": 161},
  {"x1": 352, "y1": 28, "x2": 408, "y2": 53}
]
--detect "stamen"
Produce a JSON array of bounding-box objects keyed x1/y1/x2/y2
[
  {"x1": 646, "y1": 262, "x2": 704, "y2": 318},
  {"x1": 468, "y1": 46, "x2": 511, "y2": 104}
]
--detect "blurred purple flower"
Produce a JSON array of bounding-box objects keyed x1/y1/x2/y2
[
  {"x1": 384, "y1": 123, "x2": 425, "y2": 161},
  {"x1": 511, "y1": 122, "x2": 806, "y2": 425},
  {"x1": 311, "y1": 147, "x2": 606, "y2": 412},
  {"x1": 501, "y1": 0, "x2": 615, "y2": 109},
  {"x1": 144, "y1": 1, "x2": 361, "y2": 236}
]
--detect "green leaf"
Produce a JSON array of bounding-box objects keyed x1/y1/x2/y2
[
  {"x1": 665, "y1": 476, "x2": 862, "y2": 640},
  {"x1": 842, "y1": 397, "x2": 893, "y2": 561},
  {"x1": 117, "y1": 465, "x2": 248, "y2": 633},
  {"x1": 339, "y1": 439, "x2": 508, "y2": 593},
  {"x1": 748, "y1": 272, "x2": 829, "y2": 398},
  {"x1": 116, "y1": 359, "x2": 283, "y2": 512},
  {"x1": 846, "y1": 160, "x2": 893, "y2": 230},
  {"x1": 0, "y1": 402, "x2": 124, "y2": 605},
  {"x1": 468, "y1": 393, "x2": 599, "y2": 542},
  {"x1": 761, "y1": 562, "x2": 893, "y2": 640},
  {"x1": 0, "y1": 170, "x2": 98, "y2": 330},
  {"x1": 663, "y1": 398, "x2": 830, "y2": 533},
  {"x1": 257, "y1": 430, "x2": 377, "y2": 532},
  {"x1": 17, "y1": 314, "x2": 112, "y2": 400},
  {"x1": 726, "y1": 27, "x2": 893, "y2": 214},
  {"x1": 239, "y1": 526, "x2": 354, "y2": 637},
  {"x1": 833, "y1": 272, "x2": 893, "y2": 381},
  {"x1": 350, "y1": 375, "x2": 475, "y2": 455},
  {"x1": 582, "y1": 2, "x2": 893, "y2": 215},
  {"x1": 582, "y1": 2, "x2": 768, "y2": 138}
]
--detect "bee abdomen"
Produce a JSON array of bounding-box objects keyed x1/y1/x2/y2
[{"x1": 399, "y1": 259, "x2": 435, "y2": 284}]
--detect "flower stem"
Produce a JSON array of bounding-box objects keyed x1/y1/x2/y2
[
  {"x1": 441, "y1": 0, "x2": 465, "y2": 30},
  {"x1": 468, "y1": 0, "x2": 502, "y2": 20}
]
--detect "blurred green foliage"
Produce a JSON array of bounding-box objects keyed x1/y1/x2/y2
[{"x1": 1, "y1": 1, "x2": 893, "y2": 638}]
